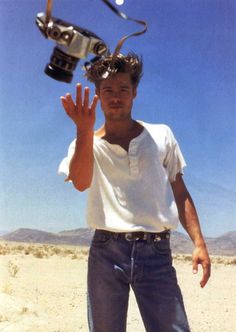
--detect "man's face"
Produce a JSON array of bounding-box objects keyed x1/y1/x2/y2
[{"x1": 96, "y1": 73, "x2": 137, "y2": 121}]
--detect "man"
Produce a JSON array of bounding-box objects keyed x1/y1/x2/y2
[{"x1": 59, "y1": 53, "x2": 211, "y2": 332}]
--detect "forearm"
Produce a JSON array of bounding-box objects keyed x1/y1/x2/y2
[
  {"x1": 171, "y1": 174, "x2": 206, "y2": 247},
  {"x1": 68, "y1": 129, "x2": 94, "y2": 191},
  {"x1": 177, "y1": 192, "x2": 206, "y2": 248},
  {"x1": 172, "y1": 175, "x2": 211, "y2": 287}
]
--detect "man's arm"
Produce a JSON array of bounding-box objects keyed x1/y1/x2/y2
[
  {"x1": 60, "y1": 84, "x2": 99, "y2": 191},
  {"x1": 171, "y1": 173, "x2": 211, "y2": 288}
]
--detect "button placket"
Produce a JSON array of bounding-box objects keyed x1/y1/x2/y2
[{"x1": 128, "y1": 142, "x2": 139, "y2": 176}]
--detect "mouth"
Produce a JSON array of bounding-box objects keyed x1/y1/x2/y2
[{"x1": 109, "y1": 104, "x2": 123, "y2": 109}]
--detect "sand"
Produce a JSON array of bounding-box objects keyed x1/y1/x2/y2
[{"x1": 0, "y1": 242, "x2": 235, "y2": 332}]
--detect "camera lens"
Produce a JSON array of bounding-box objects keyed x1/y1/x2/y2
[{"x1": 44, "y1": 47, "x2": 79, "y2": 83}]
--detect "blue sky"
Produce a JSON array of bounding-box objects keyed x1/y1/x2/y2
[{"x1": 0, "y1": 0, "x2": 235, "y2": 237}]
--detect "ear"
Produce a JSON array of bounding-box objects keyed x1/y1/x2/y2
[{"x1": 133, "y1": 88, "x2": 137, "y2": 98}]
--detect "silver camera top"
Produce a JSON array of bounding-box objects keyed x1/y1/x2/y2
[{"x1": 36, "y1": 13, "x2": 108, "y2": 59}]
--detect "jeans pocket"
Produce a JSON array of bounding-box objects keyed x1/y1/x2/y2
[
  {"x1": 92, "y1": 232, "x2": 112, "y2": 248},
  {"x1": 152, "y1": 238, "x2": 171, "y2": 255}
]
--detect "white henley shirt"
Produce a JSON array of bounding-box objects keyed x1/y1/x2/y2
[{"x1": 58, "y1": 122, "x2": 186, "y2": 233}]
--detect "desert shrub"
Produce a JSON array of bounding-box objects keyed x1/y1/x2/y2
[
  {"x1": 7, "y1": 260, "x2": 20, "y2": 277},
  {"x1": 230, "y1": 257, "x2": 236, "y2": 265},
  {"x1": 71, "y1": 253, "x2": 78, "y2": 259},
  {"x1": 51, "y1": 246, "x2": 62, "y2": 255},
  {"x1": 33, "y1": 249, "x2": 47, "y2": 259},
  {"x1": 1, "y1": 281, "x2": 13, "y2": 295},
  {"x1": 0, "y1": 312, "x2": 8, "y2": 322},
  {"x1": 43, "y1": 244, "x2": 54, "y2": 253},
  {"x1": 173, "y1": 254, "x2": 236, "y2": 265},
  {"x1": 0, "y1": 244, "x2": 11, "y2": 255},
  {"x1": 80, "y1": 248, "x2": 89, "y2": 256},
  {"x1": 64, "y1": 248, "x2": 75, "y2": 255},
  {"x1": 16, "y1": 244, "x2": 25, "y2": 251},
  {"x1": 209, "y1": 256, "x2": 236, "y2": 265},
  {"x1": 24, "y1": 249, "x2": 30, "y2": 255},
  {"x1": 20, "y1": 307, "x2": 29, "y2": 314}
]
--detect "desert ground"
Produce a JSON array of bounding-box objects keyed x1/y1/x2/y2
[{"x1": 0, "y1": 241, "x2": 235, "y2": 332}]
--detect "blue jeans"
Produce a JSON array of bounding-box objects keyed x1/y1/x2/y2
[{"x1": 87, "y1": 230, "x2": 190, "y2": 332}]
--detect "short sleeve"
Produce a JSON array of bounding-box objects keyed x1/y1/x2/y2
[
  {"x1": 163, "y1": 127, "x2": 186, "y2": 182},
  {"x1": 58, "y1": 139, "x2": 76, "y2": 178}
]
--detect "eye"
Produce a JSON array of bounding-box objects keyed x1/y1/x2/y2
[
  {"x1": 102, "y1": 88, "x2": 113, "y2": 94},
  {"x1": 121, "y1": 88, "x2": 130, "y2": 94}
]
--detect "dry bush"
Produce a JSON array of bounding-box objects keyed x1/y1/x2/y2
[
  {"x1": 173, "y1": 254, "x2": 192, "y2": 263},
  {"x1": 80, "y1": 248, "x2": 89, "y2": 256},
  {"x1": 71, "y1": 253, "x2": 79, "y2": 259},
  {"x1": 0, "y1": 312, "x2": 8, "y2": 323},
  {"x1": 230, "y1": 257, "x2": 236, "y2": 264},
  {"x1": 15, "y1": 244, "x2": 25, "y2": 251},
  {"x1": 64, "y1": 248, "x2": 75, "y2": 256},
  {"x1": 7, "y1": 261, "x2": 20, "y2": 277},
  {"x1": 33, "y1": 249, "x2": 48, "y2": 259},
  {"x1": 1, "y1": 281, "x2": 13, "y2": 295},
  {"x1": 24, "y1": 245, "x2": 35, "y2": 256},
  {"x1": 210, "y1": 256, "x2": 236, "y2": 265},
  {"x1": 43, "y1": 244, "x2": 55, "y2": 253},
  {"x1": 51, "y1": 246, "x2": 62, "y2": 256},
  {"x1": 0, "y1": 243, "x2": 11, "y2": 255},
  {"x1": 173, "y1": 253, "x2": 236, "y2": 265}
]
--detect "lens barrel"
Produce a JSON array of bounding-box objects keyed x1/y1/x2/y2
[{"x1": 44, "y1": 47, "x2": 79, "y2": 83}]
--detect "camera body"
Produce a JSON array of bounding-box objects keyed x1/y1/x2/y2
[{"x1": 36, "y1": 13, "x2": 109, "y2": 83}]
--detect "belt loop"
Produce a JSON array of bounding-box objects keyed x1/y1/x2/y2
[
  {"x1": 143, "y1": 233, "x2": 148, "y2": 241},
  {"x1": 154, "y1": 235, "x2": 161, "y2": 242},
  {"x1": 113, "y1": 232, "x2": 118, "y2": 240}
]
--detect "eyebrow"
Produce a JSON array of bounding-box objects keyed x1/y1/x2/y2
[{"x1": 101, "y1": 84, "x2": 131, "y2": 90}]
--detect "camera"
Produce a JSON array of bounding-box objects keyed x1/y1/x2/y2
[{"x1": 36, "y1": 13, "x2": 109, "y2": 83}]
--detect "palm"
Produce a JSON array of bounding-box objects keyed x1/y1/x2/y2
[{"x1": 61, "y1": 83, "x2": 98, "y2": 133}]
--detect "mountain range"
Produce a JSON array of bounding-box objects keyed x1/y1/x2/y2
[{"x1": 1, "y1": 228, "x2": 236, "y2": 256}]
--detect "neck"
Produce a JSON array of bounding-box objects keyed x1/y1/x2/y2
[{"x1": 104, "y1": 118, "x2": 136, "y2": 138}]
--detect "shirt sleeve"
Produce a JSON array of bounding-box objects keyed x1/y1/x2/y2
[
  {"x1": 163, "y1": 126, "x2": 186, "y2": 182},
  {"x1": 58, "y1": 139, "x2": 76, "y2": 178}
]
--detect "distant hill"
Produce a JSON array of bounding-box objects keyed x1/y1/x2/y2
[
  {"x1": 1, "y1": 228, "x2": 235, "y2": 256},
  {"x1": 0, "y1": 228, "x2": 94, "y2": 247}
]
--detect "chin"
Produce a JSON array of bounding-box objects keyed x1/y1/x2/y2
[{"x1": 107, "y1": 114, "x2": 130, "y2": 121}]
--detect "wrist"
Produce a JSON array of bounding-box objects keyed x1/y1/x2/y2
[
  {"x1": 76, "y1": 127, "x2": 94, "y2": 138},
  {"x1": 194, "y1": 239, "x2": 207, "y2": 249}
]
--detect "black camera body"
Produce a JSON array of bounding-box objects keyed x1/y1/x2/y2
[{"x1": 36, "y1": 13, "x2": 109, "y2": 83}]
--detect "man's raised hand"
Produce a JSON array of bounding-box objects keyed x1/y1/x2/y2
[{"x1": 60, "y1": 83, "x2": 99, "y2": 134}]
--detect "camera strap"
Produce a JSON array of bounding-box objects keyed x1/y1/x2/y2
[
  {"x1": 45, "y1": 0, "x2": 147, "y2": 58},
  {"x1": 101, "y1": 0, "x2": 148, "y2": 59},
  {"x1": 45, "y1": 0, "x2": 53, "y2": 24}
]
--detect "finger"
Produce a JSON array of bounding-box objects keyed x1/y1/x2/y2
[
  {"x1": 192, "y1": 258, "x2": 198, "y2": 275},
  {"x1": 90, "y1": 94, "x2": 99, "y2": 114},
  {"x1": 60, "y1": 96, "x2": 70, "y2": 115},
  {"x1": 65, "y1": 93, "x2": 75, "y2": 112},
  {"x1": 60, "y1": 96, "x2": 67, "y2": 108},
  {"x1": 83, "y1": 87, "x2": 90, "y2": 112},
  {"x1": 76, "y1": 83, "x2": 82, "y2": 110},
  {"x1": 200, "y1": 263, "x2": 211, "y2": 288}
]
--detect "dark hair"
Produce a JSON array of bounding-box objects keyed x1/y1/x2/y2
[{"x1": 84, "y1": 52, "x2": 143, "y2": 88}]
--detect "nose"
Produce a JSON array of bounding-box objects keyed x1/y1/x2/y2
[
  {"x1": 111, "y1": 91, "x2": 121, "y2": 102},
  {"x1": 112, "y1": 97, "x2": 120, "y2": 104}
]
